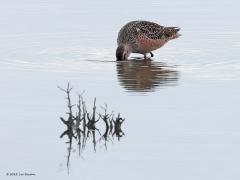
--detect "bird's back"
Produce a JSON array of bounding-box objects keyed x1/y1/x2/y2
[
  {"x1": 117, "y1": 21, "x2": 180, "y2": 53},
  {"x1": 117, "y1": 21, "x2": 140, "y2": 45}
]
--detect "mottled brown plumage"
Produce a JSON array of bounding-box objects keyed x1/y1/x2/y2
[{"x1": 116, "y1": 20, "x2": 181, "y2": 60}]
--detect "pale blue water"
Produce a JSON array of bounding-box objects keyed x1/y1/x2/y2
[{"x1": 0, "y1": 0, "x2": 240, "y2": 179}]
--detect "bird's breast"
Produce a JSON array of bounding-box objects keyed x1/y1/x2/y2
[{"x1": 135, "y1": 36, "x2": 167, "y2": 53}]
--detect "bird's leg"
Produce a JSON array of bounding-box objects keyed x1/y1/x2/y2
[
  {"x1": 144, "y1": 54, "x2": 147, "y2": 59},
  {"x1": 150, "y1": 52, "x2": 154, "y2": 57}
]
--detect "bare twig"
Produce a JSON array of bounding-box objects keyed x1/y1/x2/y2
[{"x1": 58, "y1": 83, "x2": 125, "y2": 172}]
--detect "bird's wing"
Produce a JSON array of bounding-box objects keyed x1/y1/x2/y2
[{"x1": 136, "y1": 21, "x2": 180, "y2": 40}]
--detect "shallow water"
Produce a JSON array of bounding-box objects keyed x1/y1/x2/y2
[{"x1": 0, "y1": 0, "x2": 240, "y2": 179}]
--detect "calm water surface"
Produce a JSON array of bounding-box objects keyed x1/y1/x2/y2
[{"x1": 0, "y1": 0, "x2": 240, "y2": 179}]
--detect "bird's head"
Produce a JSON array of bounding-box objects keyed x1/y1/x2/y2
[{"x1": 116, "y1": 44, "x2": 131, "y2": 61}]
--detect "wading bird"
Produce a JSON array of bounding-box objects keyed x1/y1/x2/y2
[{"x1": 116, "y1": 20, "x2": 181, "y2": 60}]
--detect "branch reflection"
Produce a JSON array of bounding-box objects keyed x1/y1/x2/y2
[{"x1": 59, "y1": 84, "x2": 125, "y2": 174}]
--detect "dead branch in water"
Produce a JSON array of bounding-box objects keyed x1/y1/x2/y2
[
  {"x1": 86, "y1": 98, "x2": 100, "y2": 131},
  {"x1": 58, "y1": 83, "x2": 74, "y2": 114},
  {"x1": 58, "y1": 83, "x2": 125, "y2": 172},
  {"x1": 113, "y1": 113, "x2": 125, "y2": 140}
]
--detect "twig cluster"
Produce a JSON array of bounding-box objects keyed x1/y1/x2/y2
[{"x1": 58, "y1": 83, "x2": 125, "y2": 172}]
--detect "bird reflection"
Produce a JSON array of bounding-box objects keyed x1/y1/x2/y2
[
  {"x1": 116, "y1": 59, "x2": 179, "y2": 92},
  {"x1": 58, "y1": 84, "x2": 125, "y2": 174}
]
